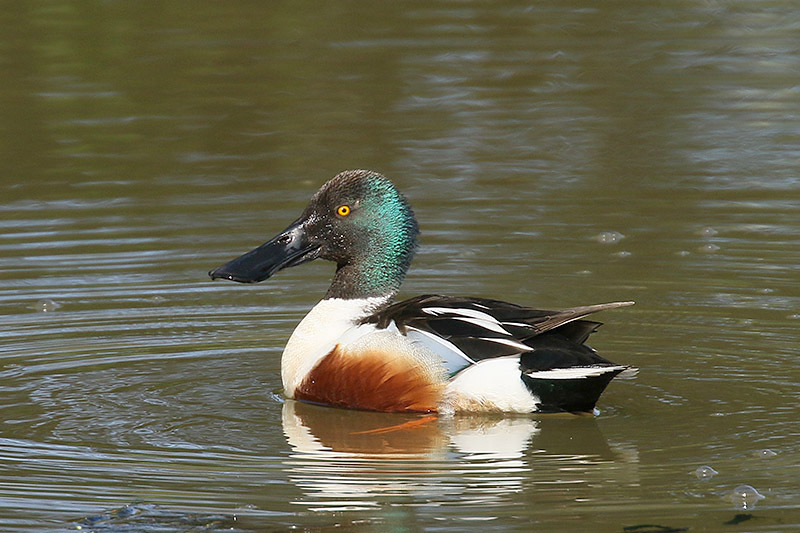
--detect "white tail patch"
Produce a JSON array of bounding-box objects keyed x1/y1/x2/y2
[{"x1": 524, "y1": 365, "x2": 628, "y2": 380}]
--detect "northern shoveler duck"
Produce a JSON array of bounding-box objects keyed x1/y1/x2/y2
[{"x1": 210, "y1": 170, "x2": 634, "y2": 415}]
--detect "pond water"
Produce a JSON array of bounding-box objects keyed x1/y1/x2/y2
[{"x1": 1, "y1": 1, "x2": 799, "y2": 531}]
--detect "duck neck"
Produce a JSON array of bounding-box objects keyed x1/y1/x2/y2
[{"x1": 325, "y1": 254, "x2": 409, "y2": 300}]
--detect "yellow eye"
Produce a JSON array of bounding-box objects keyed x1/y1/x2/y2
[{"x1": 337, "y1": 205, "x2": 351, "y2": 217}]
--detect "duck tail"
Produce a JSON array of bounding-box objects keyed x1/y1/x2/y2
[{"x1": 522, "y1": 366, "x2": 628, "y2": 413}]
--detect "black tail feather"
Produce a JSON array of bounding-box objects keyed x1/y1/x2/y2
[{"x1": 522, "y1": 369, "x2": 625, "y2": 413}]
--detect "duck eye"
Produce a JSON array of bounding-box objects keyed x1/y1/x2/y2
[{"x1": 336, "y1": 205, "x2": 351, "y2": 217}]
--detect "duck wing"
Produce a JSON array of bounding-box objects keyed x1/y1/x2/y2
[{"x1": 365, "y1": 294, "x2": 634, "y2": 375}]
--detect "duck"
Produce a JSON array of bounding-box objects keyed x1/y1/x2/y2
[{"x1": 209, "y1": 170, "x2": 634, "y2": 415}]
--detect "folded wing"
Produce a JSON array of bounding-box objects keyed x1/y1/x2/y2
[{"x1": 365, "y1": 295, "x2": 634, "y2": 375}]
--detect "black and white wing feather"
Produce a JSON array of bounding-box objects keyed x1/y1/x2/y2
[{"x1": 365, "y1": 294, "x2": 634, "y2": 375}]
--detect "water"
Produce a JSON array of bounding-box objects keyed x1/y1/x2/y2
[{"x1": 1, "y1": 0, "x2": 799, "y2": 530}]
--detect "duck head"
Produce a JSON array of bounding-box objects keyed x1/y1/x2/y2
[{"x1": 209, "y1": 170, "x2": 419, "y2": 299}]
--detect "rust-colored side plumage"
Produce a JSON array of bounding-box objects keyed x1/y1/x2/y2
[{"x1": 294, "y1": 345, "x2": 442, "y2": 413}]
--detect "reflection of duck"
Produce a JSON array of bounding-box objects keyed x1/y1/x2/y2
[
  {"x1": 283, "y1": 400, "x2": 541, "y2": 459},
  {"x1": 282, "y1": 399, "x2": 449, "y2": 458},
  {"x1": 281, "y1": 401, "x2": 639, "y2": 514},
  {"x1": 281, "y1": 400, "x2": 540, "y2": 512},
  {"x1": 211, "y1": 170, "x2": 634, "y2": 414}
]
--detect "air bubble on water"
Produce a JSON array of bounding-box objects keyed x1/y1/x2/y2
[
  {"x1": 695, "y1": 465, "x2": 718, "y2": 480},
  {"x1": 614, "y1": 250, "x2": 632, "y2": 258},
  {"x1": 236, "y1": 503, "x2": 257, "y2": 510},
  {"x1": 677, "y1": 250, "x2": 691, "y2": 257},
  {"x1": 699, "y1": 243, "x2": 720, "y2": 253},
  {"x1": 595, "y1": 231, "x2": 624, "y2": 244},
  {"x1": 34, "y1": 298, "x2": 61, "y2": 312},
  {"x1": 730, "y1": 485, "x2": 765, "y2": 509},
  {"x1": 699, "y1": 226, "x2": 718, "y2": 237},
  {"x1": 754, "y1": 449, "x2": 777, "y2": 458}
]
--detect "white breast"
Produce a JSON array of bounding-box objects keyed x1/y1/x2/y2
[{"x1": 281, "y1": 296, "x2": 389, "y2": 397}]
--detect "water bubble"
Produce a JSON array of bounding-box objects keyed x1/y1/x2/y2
[
  {"x1": 595, "y1": 231, "x2": 624, "y2": 244},
  {"x1": 34, "y1": 298, "x2": 61, "y2": 312},
  {"x1": 698, "y1": 243, "x2": 720, "y2": 253},
  {"x1": 699, "y1": 226, "x2": 718, "y2": 237},
  {"x1": 613, "y1": 250, "x2": 632, "y2": 258},
  {"x1": 695, "y1": 465, "x2": 718, "y2": 480},
  {"x1": 754, "y1": 449, "x2": 777, "y2": 458},
  {"x1": 730, "y1": 485, "x2": 765, "y2": 509}
]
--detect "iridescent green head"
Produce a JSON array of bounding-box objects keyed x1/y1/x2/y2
[{"x1": 209, "y1": 170, "x2": 419, "y2": 300}]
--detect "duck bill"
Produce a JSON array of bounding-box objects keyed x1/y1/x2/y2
[{"x1": 208, "y1": 220, "x2": 319, "y2": 283}]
